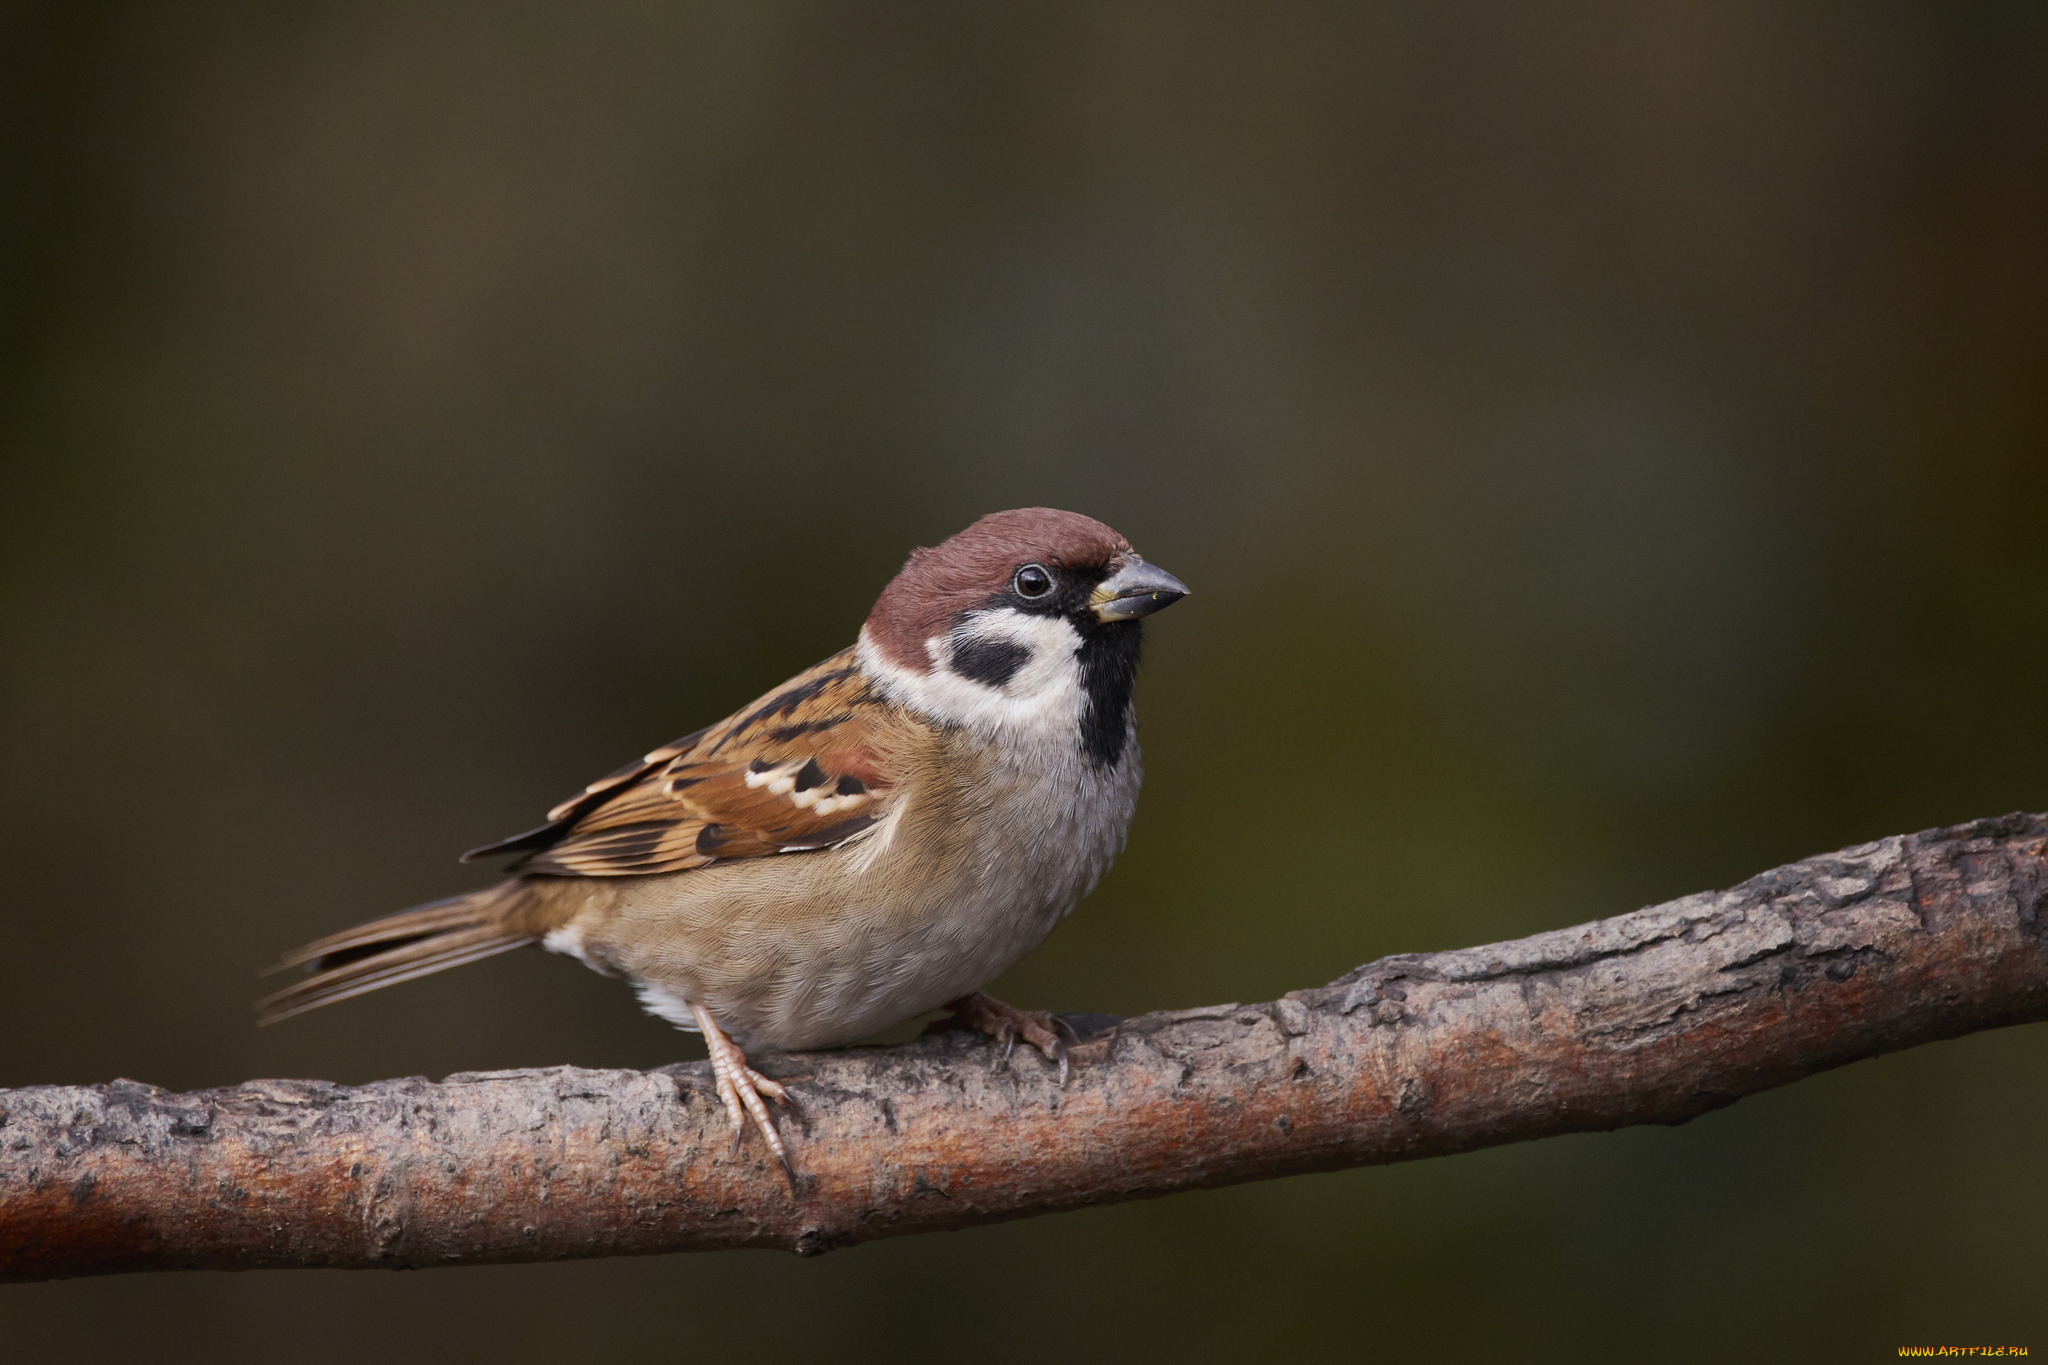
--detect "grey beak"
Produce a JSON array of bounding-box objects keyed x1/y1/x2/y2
[{"x1": 1090, "y1": 555, "x2": 1190, "y2": 623}]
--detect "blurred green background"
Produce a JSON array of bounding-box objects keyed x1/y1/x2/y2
[{"x1": 4, "y1": 2, "x2": 2046, "y2": 1359}]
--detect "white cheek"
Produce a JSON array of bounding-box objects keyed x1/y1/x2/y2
[
  {"x1": 858, "y1": 615, "x2": 1087, "y2": 746},
  {"x1": 946, "y1": 611, "x2": 1083, "y2": 692}
]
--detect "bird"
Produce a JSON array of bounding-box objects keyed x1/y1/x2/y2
[{"x1": 258, "y1": 507, "x2": 1188, "y2": 1172}]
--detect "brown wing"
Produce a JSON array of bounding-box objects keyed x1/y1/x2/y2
[{"x1": 462, "y1": 648, "x2": 899, "y2": 878}]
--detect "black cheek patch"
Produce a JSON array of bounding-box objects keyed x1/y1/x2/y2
[{"x1": 950, "y1": 636, "x2": 1031, "y2": 688}]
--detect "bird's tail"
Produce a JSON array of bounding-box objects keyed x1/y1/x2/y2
[{"x1": 255, "y1": 880, "x2": 548, "y2": 1025}]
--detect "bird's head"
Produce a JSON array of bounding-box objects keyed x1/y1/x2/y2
[{"x1": 859, "y1": 508, "x2": 1188, "y2": 764}]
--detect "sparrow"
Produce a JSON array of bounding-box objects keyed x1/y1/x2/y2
[{"x1": 259, "y1": 507, "x2": 1188, "y2": 1172}]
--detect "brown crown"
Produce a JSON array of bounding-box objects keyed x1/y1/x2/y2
[{"x1": 863, "y1": 508, "x2": 1132, "y2": 672}]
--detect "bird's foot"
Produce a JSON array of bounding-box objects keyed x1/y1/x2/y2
[
  {"x1": 689, "y1": 1001, "x2": 801, "y2": 1183},
  {"x1": 941, "y1": 991, "x2": 1072, "y2": 1087}
]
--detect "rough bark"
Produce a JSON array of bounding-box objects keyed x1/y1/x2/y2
[{"x1": 6, "y1": 812, "x2": 2048, "y2": 1281}]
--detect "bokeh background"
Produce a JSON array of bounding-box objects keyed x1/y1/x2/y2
[{"x1": 5, "y1": 2, "x2": 2047, "y2": 1359}]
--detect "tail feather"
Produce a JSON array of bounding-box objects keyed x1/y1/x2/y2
[
  {"x1": 263, "y1": 892, "x2": 512, "y2": 974},
  {"x1": 256, "y1": 883, "x2": 542, "y2": 1026}
]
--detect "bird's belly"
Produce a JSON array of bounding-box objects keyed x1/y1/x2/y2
[
  {"x1": 763, "y1": 880, "x2": 1070, "y2": 1050},
  {"x1": 577, "y1": 769, "x2": 1133, "y2": 1051}
]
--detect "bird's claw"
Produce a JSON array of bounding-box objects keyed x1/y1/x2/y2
[
  {"x1": 691, "y1": 1001, "x2": 800, "y2": 1188},
  {"x1": 943, "y1": 992, "x2": 1073, "y2": 1088}
]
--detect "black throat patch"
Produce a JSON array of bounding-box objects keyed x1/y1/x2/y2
[{"x1": 1075, "y1": 619, "x2": 1143, "y2": 767}]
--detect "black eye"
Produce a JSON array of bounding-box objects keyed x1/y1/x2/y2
[{"x1": 1013, "y1": 564, "x2": 1053, "y2": 598}]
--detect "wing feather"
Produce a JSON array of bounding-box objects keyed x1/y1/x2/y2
[{"x1": 467, "y1": 649, "x2": 902, "y2": 878}]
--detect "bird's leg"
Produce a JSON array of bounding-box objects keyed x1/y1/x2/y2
[
  {"x1": 941, "y1": 991, "x2": 1072, "y2": 1087},
  {"x1": 688, "y1": 1001, "x2": 798, "y2": 1179}
]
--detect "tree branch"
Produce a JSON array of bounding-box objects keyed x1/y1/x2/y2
[{"x1": 7, "y1": 812, "x2": 2048, "y2": 1281}]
